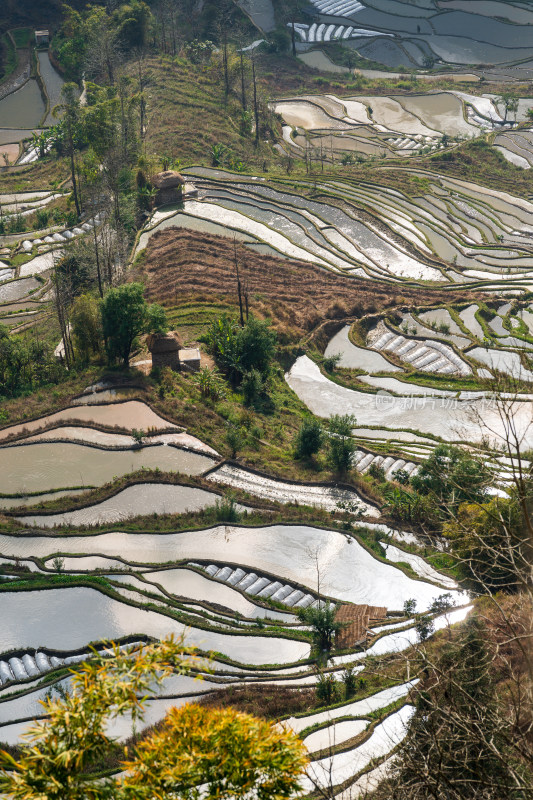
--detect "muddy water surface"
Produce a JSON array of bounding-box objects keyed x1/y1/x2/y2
[{"x1": 0, "y1": 441, "x2": 213, "y2": 493}]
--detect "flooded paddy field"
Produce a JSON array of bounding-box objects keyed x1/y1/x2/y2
[
  {"x1": 286, "y1": 0, "x2": 533, "y2": 68},
  {"x1": 0, "y1": 353, "x2": 475, "y2": 796},
  {"x1": 0, "y1": 441, "x2": 214, "y2": 495},
  {"x1": 0, "y1": 506, "x2": 466, "y2": 785},
  {"x1": 0, "y1": 80, "x2": 44, "y2": 129},
  {"x1": 0, "y1": 50, "x2": 64, "y2": 170},
  {"x1": 178, "y1": 167, "x2": 533, "y2": 290},
  {"x1": 4, "y1": 5, "x2": 533, "y2": 789},
  {"x1": 273, "y1": 90, "x2": 533, "y2": 162},
  {"x1": 287, "y1": 354, "x2": 533, "y2": 449}
]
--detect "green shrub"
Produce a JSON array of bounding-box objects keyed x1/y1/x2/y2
[
  {"x1": 241, "y1": 369, "x2": 264, "y2": 406},
  {"x1": 35, "y1": 209, "x2": 50, "y2": 229},
  {"x1": 294, "y1": 418, "x2": 324, "y2": 460},
  {"x1": 393, "y1": 468, "x2": 411, "y2": 485},
  {"x1": 195, "y1": 367, "x2": 227, "y2": 401},
  {"x1": 298, "y1": 603, "x2": 341, "y2": 659},
  {"x1": 8, "y1": 214, "x2": 25, "y2": 233},
  {"x1": 316, "y1": 671, "x2": 339, "y2": 705},
  {"x1": 368, "y1": 462, "x2": 385, "y2": 482},
  {"x1": 322, "y1": 353, "x2": 341, "y2": 373},
  {"x1": 213, "y1": 496, "x2": 241, "y2": 523},
  {"x1": 327, "y1": 415, "x2": 356, "y2": 476},
  {"x1": 342, "y1": 666, "x2": 358, "y2": 700},
  {"x1": 225, "y1": 423, "x2": 243, "y2": 458}
]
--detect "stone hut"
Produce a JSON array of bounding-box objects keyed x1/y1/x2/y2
[
  {"x1": 148, "y1": 331, "x2": 182, "y2": 371},
  {"x1": 151, "y1": 170, "x2": 186, "y2": 207}
]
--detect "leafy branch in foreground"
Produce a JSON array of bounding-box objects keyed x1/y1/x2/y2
[{"x1": 0, "y1": 636, "x2": 307, "y2": 800}]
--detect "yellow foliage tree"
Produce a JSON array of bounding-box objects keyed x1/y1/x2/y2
[{"x1": 0, "y1": 636, "x2": 307, "y2": 800}]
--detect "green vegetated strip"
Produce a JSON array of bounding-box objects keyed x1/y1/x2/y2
[
  {"x1": 10, "y1": 28, "x2": 31, "y2": 49},
  {"x1": 139, "y1": 56, "x2": 263, "y2": 167},
  {"x1": 0, "y1": 158, "x2": 70, "y2": 196},
  {"x1": 0, "y1": 33, "x2": 17, "y2": 83}
]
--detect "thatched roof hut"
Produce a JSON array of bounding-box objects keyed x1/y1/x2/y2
[
  {"x1": 147, "y1": 332, "x2": 182, "y2": 369},
  {"x1": 151, "y1": 171, "x2": 186, "y2": 207},
  {"x1": 151, "y1": 171, "x2": 186, "y2": 189}
]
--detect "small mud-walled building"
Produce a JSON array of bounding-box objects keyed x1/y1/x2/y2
[
  {"x1": 151, "y1": 170, "x2": 186, "y2": 207},
  {"x1": 148, "y1": 332, "x2": 182, "y2": 370},
  {"x1": 35, "y1": 30, "x2": 50, "y2": 46}
]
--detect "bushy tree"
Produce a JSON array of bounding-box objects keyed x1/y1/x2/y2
[
  {"x1": 294, "y1": 418, "x2": 324, "y2": 460},
  {"x1": 237, "y1": 316, "x2": 277, "y2": 376},
  {"x1": 241, "y1": 368, "x2": 264, "y2": 406},
  {"x1": 113, "y1": 0, "x2": 153, "y2": 48},
  {"x1": 101, "y1": 282, "x2": 167, "y2": 366},
  {"x1": 0, "y1": 327, "x2": 65, "y2": 398},
  {"x1": 0, "y1": 637, "x2": 307, "y2": 799},
  {"x1": 446, "y1": 492, "x2": 532, "y2": 595},
  {"x1": 315, "y1": 671, "x2": 339, "y2": 705},
  {"x1": 298, "y1": 602, "x2": 341, "y2": 659},
  {"x1": 206, "y1": 314, "x2": 242, "y2": 383},
  {"x1": 53, "y1": 5, "x2": 87, "y2": 81},
  {"x1": 206, "y1": 315, "x2": 276, "y2": 386},
  {"x1": 71, "y1": 294, "x2": 103, "y2": 361},
  {"x1": 327, "y1": 414, "x2": 356, "y2": 476},
  {"x1": 342, "y1": 666, "x2": 358, "y2": 700},
  {"x1": 411, "y1": 444, "x2": 491, "y2": 515},
  {"x1": 415, "y1": 615, "x2": 435, "y2": 642},
  {"x1": 379, "y1": 616, "x2": 526, "y2": 800},
  {"x1": 56, "y1": 239, "x2": 96, "y2": 298},
  {"x1": 328, "y1": 414, "x2": 356, "y2": 436},
  {"x1": 225, "y1": 422, "x2": 243, "y2": 458},
  {"x1": 55, "y1": 83, "x2": 83, "y2": 216}
]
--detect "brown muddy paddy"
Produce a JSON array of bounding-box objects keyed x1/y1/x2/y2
[
  {"x1": 0, "y1": 442, "x2": 214, "y2": 493},
  {"x1": 0, "y1": 401, "x2": 178, "y2": 442}
]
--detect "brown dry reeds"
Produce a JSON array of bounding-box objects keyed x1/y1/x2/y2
[{"x1": 139, "y1": 228, "x2": 477, "y2": 345}]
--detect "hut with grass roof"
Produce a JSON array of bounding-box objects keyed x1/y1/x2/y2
[
  {"x1": 148, "y1": 331, "x2": 182, "y2": 370},
  {"x1": 151, "y1": 170, "x2": 186, "y2": 207}
]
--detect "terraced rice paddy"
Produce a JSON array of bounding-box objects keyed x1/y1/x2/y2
[
  {"x1": 6, "y1": 11, "x2": 533, "y2": 785},
  {"x1": 273, "y1": 91, "x2": 516, "y2": 161},
  {"x1": 289, "y1": 305, "x2": 531, "y2": 483},
  {"x1": 0, "y1": 586, "x2": 309, "y2": 665},
  {"x1": 0, "y1": 51, "x2": 64, "y2": 164},
  {"x1": 0, "y1": 441, "x2": 215, "y2": 495},
  {"x1": 206, "y1": 463, "x2": 379, "y2": 515},
  {"x1": 16, "y1": 483, "x2": 224, "y2": 527},
  {"x1": 118, "y1": 153, "x2": 533, "y2": 794},
  {"x1": 495, "y1": 128, "x2": 533, "y2": 169},
  {"x1": 0, "y1": 191, "x2": 104, "y2": 332},
  {"x1": 286, "y1": 0, "x2": 533, "y2": 69},
  {"x1": 176, "y1": 167, "x2": 533, "y2": 290},
  {"x1": 0, "y1": 506, "x2": 463, "y2": 789},
  {"x1": 2, "y1": 524, "x2": 462, "y2": 609},
  {"x1": 0, "y1": 370, "x2": 471, "y2": 794},
  {"x1": 287, "y1": 354, "x2": 533, "y2": 448},
  {"x1": 0, "y1": 400, "x2": 179, "y2": 442}
]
